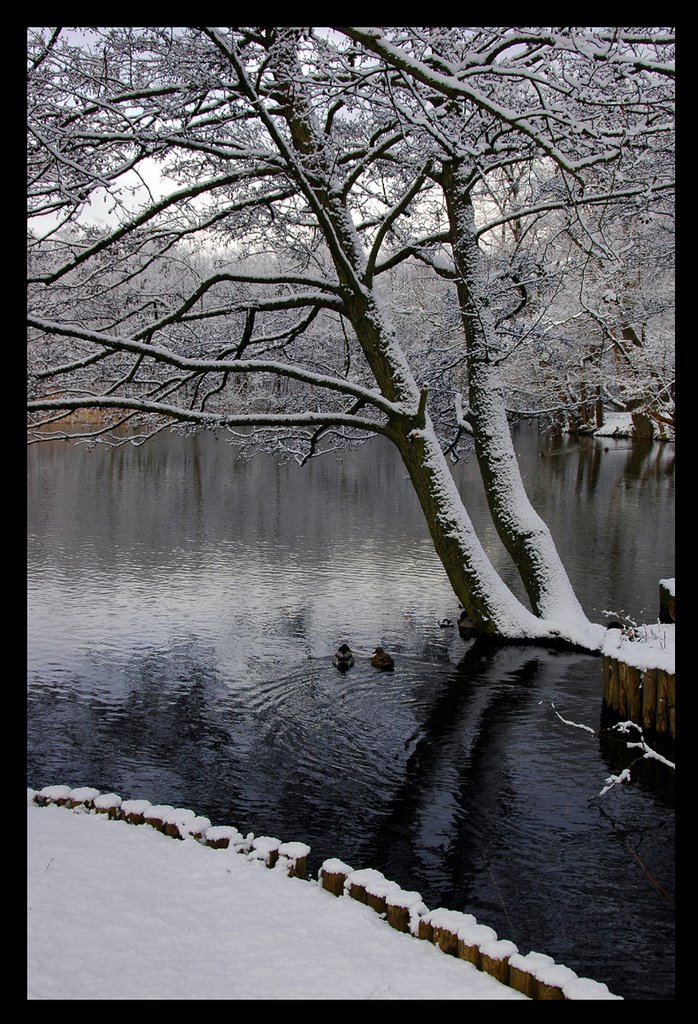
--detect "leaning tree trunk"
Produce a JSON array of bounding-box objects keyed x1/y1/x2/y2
[
  {"x1": 266, "y1": 33, "x2": 601, "y2": 649},
  {"x1": 441, "y1": 159, "x2": 591, "y2": 628}
]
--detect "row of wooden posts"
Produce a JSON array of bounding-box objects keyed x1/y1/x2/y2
[{"x1": 31, "y1": 785, "x2": 619, "y2": 1001}]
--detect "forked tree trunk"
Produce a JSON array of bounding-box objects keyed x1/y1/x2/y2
[
  {"x1": 265, "y1": 34, "x2": 602, "y2": 648},
  {"x1": 441, "y1": 159, "x2": 591, "y2": 628}
]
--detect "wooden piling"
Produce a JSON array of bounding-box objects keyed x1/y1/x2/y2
[
  {"x1": 641, "y1": 668, "x2": 658, "y2": 732},
  {"x1": 656, "y1": 669, "x2": 673, "y2": 736},
  {"x1": 34, "y1": 785, "x2": 72, "y2": 807},
  {"x1": 433, "y1": 922, "x2": 459, "y2": 956},
  {"x1": 93, "y1": 793, "x2": 122, "y2": 819},
  {"x1": 418, "y1": 909, "x2": 474, "y2": 958},
  {"x1": 249, "y1": 836, "x2": 281, "y2": 868},
  {"x1": 602, "y1": 625, "x2": 675, "y2": 740},
  {"x1": 478, "y1": 938, "x2": 518, "y2": 986},
  {"x1": 203, "y1": 825, "x2": 248, "y2": 850},
  {"x1": 385, "y1": 891, "x2": 426, "y2": 935},
  {"x1": 621, "y1": 662, "x2": 642, "y2": 722},
  {"x1": 603, "y1": 656, "x2": 620, "y2": 710},
  {"x1": 509, "y1": 952, "x2": 578, "y2": 999},
  {"x1": 119, "y1": 799, "x2": 152, "y2": 825},
  {"x1": 143, "y1": 804, "x2": 176, "y2": 834},
  {"x1": 66, "y1": 786, "x2": 100, "y2": 809},
  {"x1": 319, "y1": 858, "x2": 353, "y2": 897},
  {"x1": 344, "y1": 868, "x2": 399, "y2": 914},
  {"x1": 277, "y1": 841, "x2": 310, "y2": 879},
  {"x1": 508, "y1": 962, "x2": 540, "y2": 999}
]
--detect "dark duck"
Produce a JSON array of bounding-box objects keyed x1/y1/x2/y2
[{"x1": 333, "y1": 644, "x2": 354, "y2": 670}]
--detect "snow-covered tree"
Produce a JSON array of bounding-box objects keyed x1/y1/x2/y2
[{"x1": 27, "y1": 27, "x2": 674, "y2": 649}]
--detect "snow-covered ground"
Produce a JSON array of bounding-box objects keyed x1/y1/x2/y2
[
  {"x1": 593, "y1": 412, "x2": 636, "y2": 437},
  {"x1": 580, "y1": 411, "x2": 673, "y2": 441},
  {"x1": 601, "y1": 621, "x2": 675, "y2": 674},
  {"x1": 27, "y1": 796, "x2": 525, "y2": 1000},
  {"x1": 27, "y1": 793, "x2": 620, "y2": 1000}
]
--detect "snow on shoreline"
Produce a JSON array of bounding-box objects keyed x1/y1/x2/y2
[
  {"x1": 601, "y1": 622, "x2": 674, "y2": 674},
  {"x1": 27, "y1": 796, "x2": 522, "y2": 1001},
  {"x1": 579, "y1": 411, "x2": 673, "y2": 441},
  {"x1": 27, "y1": 790, "x2": 621, "y2": 1001}
]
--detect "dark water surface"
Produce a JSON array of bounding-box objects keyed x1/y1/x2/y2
[{"x1": 27, "y1": 424, "x2": 675, "y2": 999}]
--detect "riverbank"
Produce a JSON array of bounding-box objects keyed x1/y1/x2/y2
[
  {"x1": 567, "y1": 411, "x2": 674, "y2": 441},
  {"x1": 27, "y1": 795, "x2": 525, "y2": 1001},
  {"x1": 28, "y1": 792, "x2": 622, "y2": 1001}
]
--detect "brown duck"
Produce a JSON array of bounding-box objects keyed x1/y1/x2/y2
[{"x1": 371, "y1": 646, "x2": 394, "y2": 671}]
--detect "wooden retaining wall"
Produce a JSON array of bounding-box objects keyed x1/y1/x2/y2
[
  {"x1": 30, "y1": 785, "x2": 620, "y2": 1000},
  {"x1": 602, "y1": 582, "x2": 675, "y2": 739},
  {"x1": 602, "y1": 657, "x2": 675, "y2": 739}
]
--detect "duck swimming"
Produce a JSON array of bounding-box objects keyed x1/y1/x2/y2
[
  {"x1": 333, "y1": 644, "x2": 354, "y2": 670},
  {"x1": 371, "y1": 646, "x2": 394, "y2": 671}
]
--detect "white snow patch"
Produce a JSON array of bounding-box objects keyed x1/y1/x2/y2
[
  {"x1": 67, "y1": 786, "x2": 101, "y2": 804},
  {"x1": 601, "y1": 623, "x2": 674, "y2": 673},
  {"x1": 93, "y1": 793, "x2": 122, "y2": 810}
]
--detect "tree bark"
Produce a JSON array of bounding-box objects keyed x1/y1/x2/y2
[{"x1": 441, "y1": 159, "x2": 590, "y2": 626}]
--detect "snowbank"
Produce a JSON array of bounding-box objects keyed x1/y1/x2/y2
[
  {"x1": 27, "y1": 788, "x2": 623, "y2": 1001},
  {"x1": 27, "y1": 796, "x2": 525, "y2": 1001},
  {"x1": 593, "y1": 412, "x2": 636, "y2": 437}
]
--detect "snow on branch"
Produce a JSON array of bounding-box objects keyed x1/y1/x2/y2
[{"x1": 27, "y1": 317, "x2": 406, "y2": 418}]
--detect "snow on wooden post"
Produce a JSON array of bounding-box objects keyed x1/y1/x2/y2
[
  {"x1": 93, "y1": 793, "x2": 122, "y2": 819},
  {"x1": 345, "y1": 869, "x2": 401, "y2": 915},
  {"x1": 385, "y1": 890, "x2": 427, "y2": 934},
  {"x1": 562, "y1": 977, "x2": 622, "y2": 1000},
  {"x1": 479, "y1": 939, "x2": 518, "y2": 985},
  {"x1": 34, "y1": 785, "x2": 72, "y2": 807},
  {"x1": 418, "y1": 909, "x2": 472, "y2": 957},
  {"x1": 161, "y1": 808, "x2": 197, "y2": 840},
  {"x1": 249, "y1": 836, "x2": 281, "y2": 868},
  {"x1": 508, "y1": 952, "x2": 578, "y2": 1000},
  {"x1": 277, "y1": 841, "x2": 311, "y2": 879},
  {"x1": 455, "y1": 918, "x2": 498, "y2": 969},
  {"x1": 203, "y1": 825, "x2": 250, "y2": 851},
  {"x1": 66, "y1": 786, "x2": 101, "y2": 810},
  {"x1": 181, "y1": 815, "x2": 212, "y2": 842},
  {"x1": 318, "y1": 858, "x2": 353, "y2": 897},
  {"x1": 341, "y1": 868, "x2": 386, "y2": 909},
  {"x1": 119, "y1": 799, "x2": 152, "y2": 825},
  {"x1": 143, "y1": 804, "x2": 177, "y2": 834}
]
